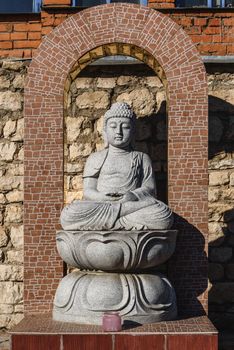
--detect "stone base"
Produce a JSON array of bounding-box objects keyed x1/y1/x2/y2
[
  {"x1": 56, "y1": 230, "x2": 178, "y2": 271},
  {"x1": 10, "y1": 315, "x2": 218, "y2": 350},
  {"x1": 53, "y1": 271, "x2": 177, "y2": 325}
]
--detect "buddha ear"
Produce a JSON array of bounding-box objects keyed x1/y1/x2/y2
[
  {"x1": 102, "y1": 129, "x2": 109, "y2": 148},
  {"x1": 130, "y1": 120, "x2": 136, "y2": 147}
]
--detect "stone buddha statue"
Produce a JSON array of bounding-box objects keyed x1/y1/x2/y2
[
  {"x1": 61, "y1": 102, "x2": 173, "y2": 231},
  {"x1": 54, "y1": 102, "x2": 177, "y2": 324}
]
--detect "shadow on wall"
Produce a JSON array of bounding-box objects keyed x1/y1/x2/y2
[
  {"x1": 208, "y1": 95, "x2": 234, "y2": 331},
  {"x1": 209, "y1": 209, "x2": 234, "y2": 332},
  {"x1": 134, "y1": 100, "x2": 167, "y2": 203},
  {"x1": 160, "y1": 96, "x2": 234, "y2": 319},
  {"x1": 168, "y1": 215, "x2": 208, "y2": 317},
  {"x1": 208, "y1": 95, "x2": 234, "y2": 159}
]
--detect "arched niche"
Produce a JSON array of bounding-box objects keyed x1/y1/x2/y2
[
  {"x1": 24, "y1": 3, "x2": 208, "y2": 315},
  {"x1": 64, "y1": 44, "x2": 168, "y2": 205}
]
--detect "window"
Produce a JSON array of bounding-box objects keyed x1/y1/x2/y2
[
  {"x1": 0, "y1": 0, "x2": 42, "y2": 13},
  {"x1": 176, "y1": 0, "x2": 233, "y2": 6},
  {"x1": 73, "y1": 0, "x2": 147, "y2": 6}
]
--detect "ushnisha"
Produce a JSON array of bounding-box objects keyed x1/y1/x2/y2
[{"x1": 61, "y1": 102, "x2": 173, "y2": 231}]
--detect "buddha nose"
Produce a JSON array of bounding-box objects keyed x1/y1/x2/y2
[{"x1": 116, "y1": 124, "x2": 123, "y2": 134}]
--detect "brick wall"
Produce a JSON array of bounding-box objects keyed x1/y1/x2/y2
[
  {"x1": 149, "y1": 0, "x2": 175, "y2": 8},
  {"x1": 0, "y1": 4, "x2": 233, "y2": 58},
  {"x1": 23, "y1": 4, "x2": 208, "y2": 316},
  {"x1": 170, "y1": 11, "x2": 234, "y2": 55},
  {"x1": 0, "y1": 15, "x2": 41, "y2": 59}
]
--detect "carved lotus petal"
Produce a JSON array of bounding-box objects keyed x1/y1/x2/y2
[
  {"x1": 53, "y1": 271, "x2": 177, "y2": 325},
  {"x1": 86, "y1": 242, "x2": 124, "y2": 271},
  {"x1": 56, "y1": 230, "x2": 177, "y2": 272}
]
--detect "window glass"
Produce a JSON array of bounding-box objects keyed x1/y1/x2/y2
[
  {"x1": 0, "y1": 0, "x2": 41, "y2": 13},
  {"x1": 75, "y1": 0, "x2": 145, "y2": 5},
  {"x1": 110, "y1": 0, "x2": 141, "y2": 3},
  {"x1": 176, "y1": 0, "x2": 233, "y2": 6},
  {"x1": 176, "y1": 0, "x2": 207, "y2": 6}
]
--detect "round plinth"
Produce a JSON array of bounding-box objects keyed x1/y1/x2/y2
[
  {"x1": 56, "y1": 230, "x2": 177, "y2": 272},
  {"x1": 53, "y1": 271, "x2": 177, "y2": 325}
]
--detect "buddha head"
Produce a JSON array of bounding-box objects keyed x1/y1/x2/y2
[{"x1": 103, "y1": 102, "x2": 136, "y2": 148}]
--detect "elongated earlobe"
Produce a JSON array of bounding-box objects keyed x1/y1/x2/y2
[{"x1": 102, "y1": 129, "x2": 109, "y2": 148}]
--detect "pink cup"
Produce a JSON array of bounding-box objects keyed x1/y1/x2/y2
[{"x1": 102, "y1": 312, "x2": 122, "y2": 332}]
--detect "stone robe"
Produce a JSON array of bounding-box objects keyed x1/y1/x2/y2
[{"x1": 60, "y1": 149, "x2": 173, "y2": 230}]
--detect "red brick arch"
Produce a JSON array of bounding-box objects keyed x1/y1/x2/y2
[{"x1": 24, "y1": 3, "x2": 208, "y2": 315}]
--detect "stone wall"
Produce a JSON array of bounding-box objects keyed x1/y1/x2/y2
[
  {"x1": 64, "y1": 63, "x2": 167, "y2": 206},
  {"x1": 0, "y1": 60, "x2": 27, "y2": 330},
  {"x1": 0, "y1": 59, "x2": 233, "y2": 332},
  {"x1": 208, "y1": 69, "x2": 234, "y2": 332}
]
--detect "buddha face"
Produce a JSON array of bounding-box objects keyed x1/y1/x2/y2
[{"x1": 105, "y1": 117, "x2": 133, "y2": 148}]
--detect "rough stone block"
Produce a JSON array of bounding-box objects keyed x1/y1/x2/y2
[
  {"x1": 0, "y1": 75, "x2": 10, "y2": 88},
  {"x1": 2, "y1": 61, "x2": 24, "y2": 71},
  {"x1": 0, "y1": 304, "x2": 13, "y2": 314},
  {"x1": 230, "y1": 172, "x2": 234, "y2": 187},
  {"x1": 75, "y1": 77, "x2": 93, "y2": 89},
  {"x1": 209, "y1": 171, "x2": 230, "y2": 186},
  {"x1": 17, "y1": 147, "x2": 24, "y2": 161},
  {"x1": 6, "y1": 190, "x2": 23, "y2": 203},
  {"x1": 208, "y1": 188, "x2": 221, "y2": 203},
  {"x1": 117, "y1": 88, "x2": 154, "y2": 117},
  {"x1": 0, "y1": 194, "x2": 6, "y2": 204},
  {"x1": 76, "y1": 91, "x2": 109, "y2": 109},
  {"x1": 0, "y1": 176, "x2": 21, "y2": 191},
  {"x1": 0, "y1": 227, "x2": 8, "y2": 247},
  {"x1": 0, "y1": 282, "x2": 14, "y2": 303},
  {"x1": 97, "y1": 77, "x2": 116, "y2": 89},
  {"x1": 0, "y1": 315, "x2": 10, "y2": 328},
  {"x1": 0, "y1": 143, "x2": 17, "y2": 161},
  {"x1": 3, "y1": 120, "x2": 16, "y2": 138},
  {"x1": 156, "y1": 90, "x2": 166, "y2": 113},
  {"x1": 6, "y1": 250, "x2": 23, "y2": 264},
  {"x1": 5, "y1": 204, "x2": 23, "y2": 223},
  {"x1": 0, "y1": 265, "x2": 23, "y2": 281},
  {"x1": 71, "y1": 175, "x2": 83, "y2": 190},
  {"x1": 6, "y1": 165, "x2": 24, "y2": 176},
  {"x1": 12, "y1": 75, "x2": 24, "y2": 89},
  {"x1": 11, "y1": 119, "x2": 24, "y2": 142},
  {"x1": 66, "y1": 117, "x2": 84, "y2": 143},
  {"x1": 14, "y1": 304, "x2": 24, "y2": 313},
  {"x1": 69, "y1": 143, "x2": 92, "y2": 161},
  {"x1": 10, "y1": 225, "x2": 24, "y2": 248},
  {"x1": 145, "y1": 76, "x2": 163, "y2": 88},
  {"x1": 96, "y1": 115, "x2": 104, "y2": 136},
  {"x1": 65, "y1": 191, "x2": 82, "y2": 204},
  {"x1": 117, "y1": 76, "x2": 133, "y2": 86},
  {"x1": 0, "y1": 91, "x2": 22, "y2": 111}
]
